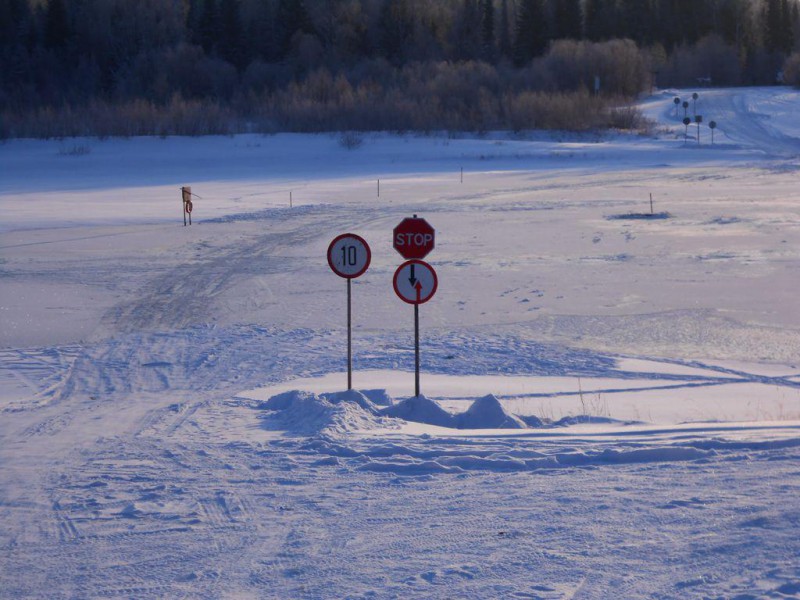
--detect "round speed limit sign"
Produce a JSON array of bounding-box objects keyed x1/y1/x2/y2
[{"x1": 327, "y1": 233, "x2": 371, "y2": 279}]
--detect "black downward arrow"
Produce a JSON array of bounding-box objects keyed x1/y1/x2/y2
[{"x1": 408, "y1": 263, "x2": 417, "y2": 286}]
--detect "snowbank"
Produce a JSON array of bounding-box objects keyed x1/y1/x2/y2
[
  {"x1": 456, "y1": 394, "x2": 527, "y2": 429},
  {"x1": 260, "y1": 390, "x2": 390, "y2": 435},
  {"x1": 381, "y1": 394, "x2": 457, "y2": 428},
  {"x1": 263, "y1": 389, "x2": 549, "y2": 432}
]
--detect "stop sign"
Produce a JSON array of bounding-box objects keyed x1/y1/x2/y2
[{"x1": 393, "y1": 215, "x2": 435, "y2": 259}]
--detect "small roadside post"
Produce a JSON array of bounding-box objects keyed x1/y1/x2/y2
[
  {"x1": 181, "y1": 186, "x2": 193, "y2": 226},
  {"x1": 327, "y1": 233, "x2": 371, "y2": 390},
  {"x1": 392, "y1": 215, "x2": 437, "y2": 397}
]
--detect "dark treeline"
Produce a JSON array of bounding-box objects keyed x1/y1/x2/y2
[{"x1": 1, "y1": 0, "x2": 799, "y2": 138}]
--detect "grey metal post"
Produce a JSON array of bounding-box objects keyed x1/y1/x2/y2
[
  {"x1": 347, "y1": 278, "x2": 352, "y2": 390},
  {"x1": 414, "y1": 303, "x2": 420, "y2": 397}
]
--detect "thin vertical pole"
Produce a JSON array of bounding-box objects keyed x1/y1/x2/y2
[
  {"x1": 414, "y1": 303, "x2": 420, "y2": 397},
  {"x1": 460, "y1": 167, "x2": 463, "y2": 183},
  {"x1": 649, "y1": 193, "x2": 653, "y2": 214},
  {"x1": 377, "y1": 179, "x2": 380, "y2": 197},
  {"x1": 347, "y1": 278, "x2": 352, "y2": 390},
  {"x1": 290, "y1": 191, "x2": 292, "y2": 208}
]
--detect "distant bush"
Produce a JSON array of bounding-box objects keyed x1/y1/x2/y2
[
  {"x1": 2, "y1": 96, "x2": 237, "y2": 139},
  {"x1": 659, "y1": 34, "x2": 742, "y2": 87},
  {"x1": 535, "y1": 39, "x2": 651, "y2": 97},
  {"x1": 0, "y1": 41, "x2": 652, "y2": 138},
  {"x1": 783, "y1": 52, "x2": 800, "y2": 87},
  {"x1": 338, "y1": 131, "x2": 364, "y2": 149}
]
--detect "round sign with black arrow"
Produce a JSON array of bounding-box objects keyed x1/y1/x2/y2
[{"x1": 393, "y1": 259, "x2": 438, "y2": 305}]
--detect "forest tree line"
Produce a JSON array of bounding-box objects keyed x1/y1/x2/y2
[{"x1": 2, "y1": 0, "x2": 800, "y2": 138}]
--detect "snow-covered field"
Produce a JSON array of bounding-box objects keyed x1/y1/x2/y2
[{"x1": 1, "y1": 87, "x2": 799, "y2": 599}]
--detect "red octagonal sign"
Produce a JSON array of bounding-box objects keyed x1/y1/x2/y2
[{"x1": 393, "y1": 215, "x2": 435, "y2": 260}]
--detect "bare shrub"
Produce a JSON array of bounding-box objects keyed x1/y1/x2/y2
[
  {"x1": 2, "y1": 42, "x2": 653, "y2": 137},
  {"x1": 783, "y1": 52, "x2": 800, "y2": 87},
  {"x1": 660, "y1": 34, "x2": 741, "y2": 87},
  {"x1": 57, "y1": 144, "x2": 91, "y2": 156},
  {"x1": 338, "y1": 131, "x2": 364, "y2": 149},
  {"x1": 505, "y1": 90, "x2": 604, "y2": 132},
  {"x1": 607, "y1": 104, "x2": 651, "y2": 131},
  {"x1": 536, "y1": 39, "x2": 651, "y2": 96}
]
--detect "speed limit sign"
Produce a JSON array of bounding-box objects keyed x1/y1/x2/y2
[
  {"x1": 327, "y1": 232, "x2": 371, "y2": 391},
  {"x1": 327, "y1": 233, "x2": 371, "y2": 279}
]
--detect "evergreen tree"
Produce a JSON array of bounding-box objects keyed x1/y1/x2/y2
[
  {"x1": 198, "y1": 0, "x2": 219, "y2": 54},
  {"x1": 0, "y1": 0, "x2": 33, "y2": 90},
  {"x1": 276, "y1": 0, "x2": 315, "y2": 58},
  {"x1": 0, "y1": 0, "x2": 30, "y2": 42},
  {"x1": 379, "y1": 0, "x2": 414, "y2": 65},
  {"x1": 498, "y1": 0, "x2": 513, "y2": 60},
  {"x1": 218, "y1": 0, "x2": 244, "y2": 67},
  {"x1": 481, "y1": 0, "x2": 496, "y2": 61},
  {"x1": 765, "y1": 0, "x2": 794, "y2": 53},
  {"x1": 513, "y1": 0, "x2": 548, "y2": 65},
  {"x1": 186, "y1": 0, "x2": 203, "y2": 46},
  {"x1": 452, "y1": 0, "x2": 482, "y2": 61},
  {"x1": 553, "y1": 0, "x2": 582, "y2": 40},
  {"x1": 43, "y1": 0, "x2": 69, "y2": 50},
  {"x1": 584, "y1": 0, "x2": 615, "y2": 42},
  {"x1": 717, "y1": 0, "x2": 745, "y2": 47}
]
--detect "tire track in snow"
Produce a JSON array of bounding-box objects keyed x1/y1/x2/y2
[{"x1": 101, "y1": 206, "x2": 360, "y2": 335}]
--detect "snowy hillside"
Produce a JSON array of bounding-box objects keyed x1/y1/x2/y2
[{"x1": 1, "y1": 87, "x2": 799, "y2": 599}]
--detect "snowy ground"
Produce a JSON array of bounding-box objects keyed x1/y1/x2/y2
[{"x1": 1, "y1": 87, "x2": 799, "y2": 599}]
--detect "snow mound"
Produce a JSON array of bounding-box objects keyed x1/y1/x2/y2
[
  {"x1": 260, "y1": 390, "x2": 390, "y2": 434},
  {"x1": 321, "y1": 389, "x2": 380, "y2": 413},
  {"x1": 458, "y1": 394, "x2": 527, "y2": 429},
  {"x1": 520, "y1": 414, "x2": 545, "y2": 428},
  {"x1": 555, "y1": 415, "x2": 636, "y2": 427},
  {"x1": 381, "y1": 393, "x2": 533, "y2": 430},
  {"x1": 360, "y1": 389, "x2": 394, "y2": 406},
  {"x1": 381, "y1": 395, "x2": 456, "y2": 428},
  {"x1": 261, "y1": 389, "x2": 616, "y2": 432}
]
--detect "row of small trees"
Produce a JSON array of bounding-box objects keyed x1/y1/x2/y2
[{"x1": 1, "y1": 40, "x2": 651, "y2": 138}]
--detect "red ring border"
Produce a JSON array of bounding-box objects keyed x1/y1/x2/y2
[
  {"x1": 327, "y1": 233, "x2": 372, "y2": 279},
  {"x1": 393, "y1": 259, "x2": 438, "y2": 305}
]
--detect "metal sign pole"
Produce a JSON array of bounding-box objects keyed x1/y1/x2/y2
[
  {"x1": 328, "y1": 233, "x2": 371, "y2": 393},
  {"x1": 347, "y1": 278, "x2": 352, "y2": 390},
  {"x1": 414, "y1": 303, "x2": 420, "y2": 397}
]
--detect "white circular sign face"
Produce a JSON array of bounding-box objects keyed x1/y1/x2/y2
[
  {"x1": 393, "y1": 260, "x2": 438, "y2": 304},
  {"x1": 327, "y1": 233, "x2": 371, "y2": 279}
]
